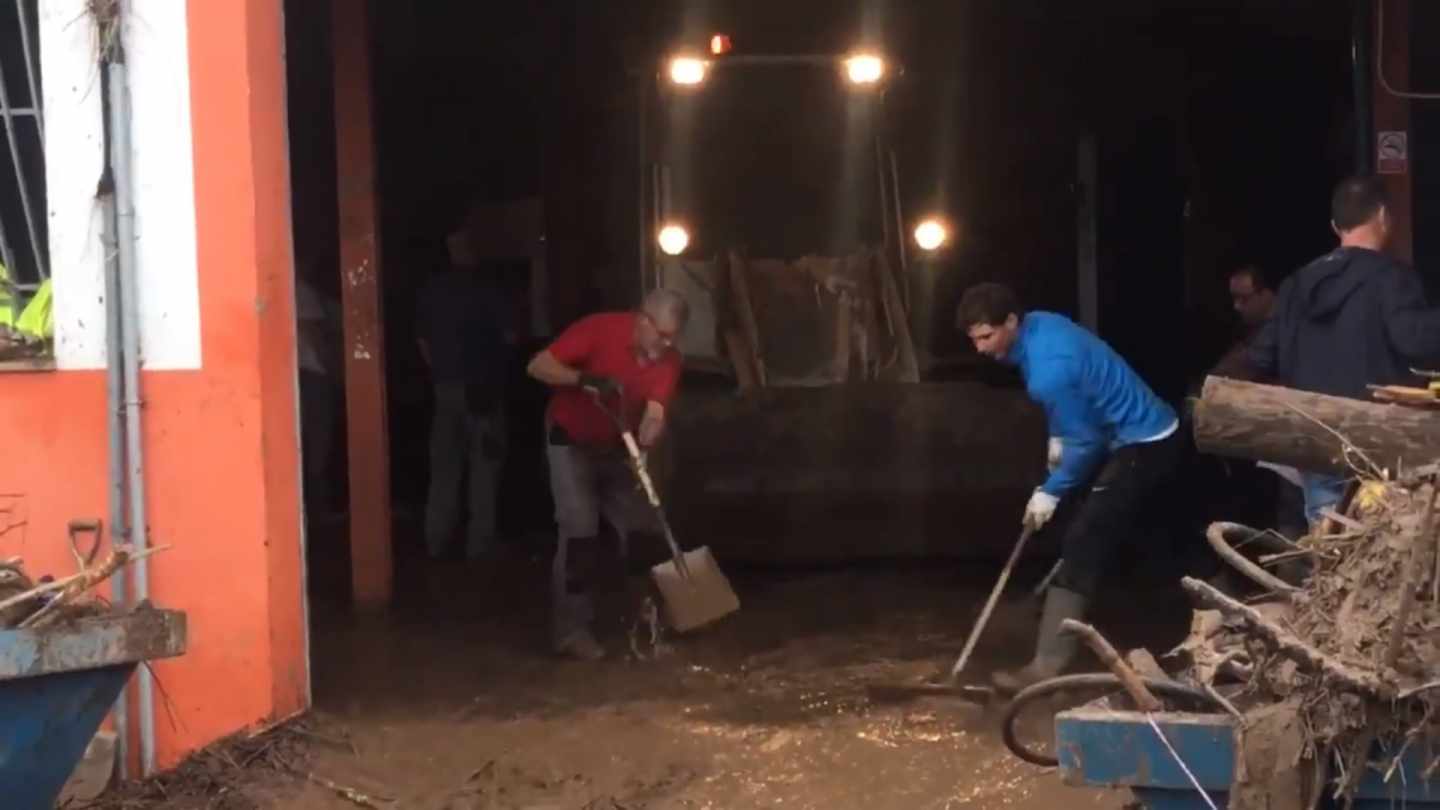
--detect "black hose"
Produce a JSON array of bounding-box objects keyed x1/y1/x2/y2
[{"x1": 1000, "y1": 674, "x2": 1221, "y2": 767}]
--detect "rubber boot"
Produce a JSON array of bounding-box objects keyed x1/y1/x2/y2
[
  {"x1": 553, "y1": 537, "x2": 605, "y2": 661},
  {"x1": 992, "y1": 586, "x2": 1088, "y2": 694}
]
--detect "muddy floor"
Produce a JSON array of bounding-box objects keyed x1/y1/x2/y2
[{"x1": 109, "y1": 537, "x2": 1196, "y2": 810}]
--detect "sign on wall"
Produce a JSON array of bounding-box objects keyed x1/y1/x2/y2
[{"x1": 1378, "y1": 130, "x2": 1409, "y2": 175}]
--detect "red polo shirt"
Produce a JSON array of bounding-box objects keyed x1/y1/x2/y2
[{"x1": 545, "y1": 312, "x2": 682, "y2": 447}]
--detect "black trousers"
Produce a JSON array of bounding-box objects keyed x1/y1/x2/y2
[{"x1": 1054, "y1": 429, "x2": 1186, "y2": 598}]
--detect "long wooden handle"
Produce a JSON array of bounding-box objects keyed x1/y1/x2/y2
[
  {"x1": 948, "y1": 526, "x2": 1034, "y2": 681},
  {"x1": 1061, "y1": 619, "x2": 1163, "y2": 712}
]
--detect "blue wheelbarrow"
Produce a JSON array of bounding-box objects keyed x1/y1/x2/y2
[
  {"x1": 0, "y1": 608, "x2": 187, "y2": 810},
  {"x1": 1030, "y1": 691, "x2": 1438, "y2": 809}
]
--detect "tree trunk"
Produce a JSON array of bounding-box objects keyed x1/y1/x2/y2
[{"x1": 1192, "y1": 376, "x2": 1440, "y2": 475}]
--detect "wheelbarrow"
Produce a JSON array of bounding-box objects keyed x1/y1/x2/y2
[
  {"x1": 0, "y1": 607, "x2": 187, "y2": 810},
  {"x1": 1050, "y1": 697, "x2": 1439, "y2": 809}
]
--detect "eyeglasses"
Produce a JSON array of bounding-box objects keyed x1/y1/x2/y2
[{"x1": 642, "y1": 313, "x2": 679, "y2": 345}]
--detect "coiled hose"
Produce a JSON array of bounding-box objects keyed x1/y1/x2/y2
[{"x1": 1001, "y1": 673, "x2": 1221, "y2": 767}]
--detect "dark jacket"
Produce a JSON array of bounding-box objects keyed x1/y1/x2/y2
[
  {"x1": 1248, "y1": 246, "x2": 1440, "y2": 400},
  {"x1": 417, "y1": 269, "x2": 510, "y2": 410}
]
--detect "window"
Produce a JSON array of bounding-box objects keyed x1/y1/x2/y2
[{"x1": 0, "y1": 0, "x2": 49, "y2": 355}]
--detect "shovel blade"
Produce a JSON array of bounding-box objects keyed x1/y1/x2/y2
[{"x1": 650, "y1": 546, "x2": 740, "y2": 633}]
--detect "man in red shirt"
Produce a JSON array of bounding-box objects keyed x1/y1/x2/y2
[{"x1": 527, "y1": 289, "x2": 689, "y2": 659}]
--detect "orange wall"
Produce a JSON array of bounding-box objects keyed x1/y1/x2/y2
[{"x1": 0, "y1": 0, "x2": 305, "y2": 768}]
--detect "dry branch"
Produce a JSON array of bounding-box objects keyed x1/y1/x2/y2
[
  {"x1": 1179, "y1": 577, "x2": 1395, "y2": 700},
  {"x1": 1386, "y1": 484, "x2": 1439, "y2": 670},
  {"x1": 0, "y1": 544, "x2": 169, "y2": 629},
  {"x1": 301, "y1": 772, "x2": 393, "y2": 809}
]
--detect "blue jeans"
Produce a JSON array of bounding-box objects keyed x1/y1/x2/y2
[
  {"x1": 425, "y1": 382, "x2": 504, "y2": 557},
  {"x1": 1300, "y1": 473, "x2": 1348, "y2": 527}
]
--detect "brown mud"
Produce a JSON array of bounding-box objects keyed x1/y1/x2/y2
[{"x1": 90, "y1": 542, "x2": 1195, "y2": 809}]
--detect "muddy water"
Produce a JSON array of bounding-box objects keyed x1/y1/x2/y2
[{"x1": 283, "y1": 551, "x2": 1186, "y2": 809}]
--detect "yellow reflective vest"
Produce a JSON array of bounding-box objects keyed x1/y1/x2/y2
[{"x1": 0, "y1": 263, "x2": 53, "y2": 339}]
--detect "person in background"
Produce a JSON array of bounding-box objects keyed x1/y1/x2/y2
[
  {"x1": 1200, "y1": 263, "x2": 1306, "y2": 540},
  {"x1": 957, "y1": 282, "x2": 1183, "y2": 693},
  {"x1": 1249, "y1": 175, "x2": 1440, "y2": 524},
  {"x1": 1210, "y1": 263, "x2": 1277, "y2": 382},
  {"x1": 526, "y1": 289, "x2": 688, "y2": 660},
  {"x1": 296, "y1": 269, "x2": 343, "y2": 521},
  {"x1": 417, "y1": 232, "x2": 511, "y2": 560}
]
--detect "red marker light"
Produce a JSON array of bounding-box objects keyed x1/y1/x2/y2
[{"x1": 710, "y1": 34, "x2": 732, "y2": 55}]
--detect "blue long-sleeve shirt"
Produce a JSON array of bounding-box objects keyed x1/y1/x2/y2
[{"x1": 1006, "y1": 312, "x2": 1178, "y2": 497}]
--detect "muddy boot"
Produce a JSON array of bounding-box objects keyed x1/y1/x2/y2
[
  {"x1": 991, "y1": 586, "x2": 1087, "y2": 694},
  {"x1": 552, "y1": 536, "x2": 606, "y2": 660}
]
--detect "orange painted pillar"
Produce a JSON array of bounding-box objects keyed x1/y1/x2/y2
[
  {"x1": 1375, "y1": 0, "x2": 1413, "y2": 262},
  {"x1": 332, "y1": 0, "x2": 392, "y2": 608}
]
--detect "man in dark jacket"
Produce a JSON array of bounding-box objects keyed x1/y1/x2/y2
[
  {"x1": 417, "y1": 234, "x2": 513, "y2": 560},
  {"x1": 1249, "y1": 175, "x2": 1440, "y2": 522}
]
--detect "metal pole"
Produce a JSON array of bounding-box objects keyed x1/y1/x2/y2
[
  {"x1": 873, "y1": 135, "x2": 891, "y2": 260},
  {"x1": 106, "y1": 55, "x2": 157, "y2": 778},
  {"x1": 888, "y1": 149, "x2": 909, "y2": 302},
  {"x1": 15, "y1": 0, "x2": 44, "y2": 137},
  {"x1": 100, "y1": 179, "x2": 130, "y2": 781},
  {"x1": 0, "y1": 47, "x2": 48, "y2": 280},
  {"x1": 637, "y1": 74, "x2": 649, "y2": 301}
]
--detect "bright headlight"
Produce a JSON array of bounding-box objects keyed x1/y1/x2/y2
[
  {"x1": 914, "y1": 218, "x2": 949, "y2": 252},
  {"x1": 667, "y1": 56, "x2": 708, "y2": 86},
  {"x1": 657, "y1": 224, "x2": 691, "y2": 256},
  {"x1": 844, "y1": 53, "x2": 885, "y2": 85}
]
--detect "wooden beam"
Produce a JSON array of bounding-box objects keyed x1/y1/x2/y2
[
  {"x1": 1374, "y1": 0, "x2": 1413, "y2": 262},
  {"x1": 332, "y1": 0, "x2": 392, "y2": 610}
]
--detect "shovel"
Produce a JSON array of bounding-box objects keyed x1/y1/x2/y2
[
  {"x1": 596, "y1": 396, "x2": 740, "y2": 633},
  {"x1": 867, "y1": 525, "x2": 1036, "y2": 705}
]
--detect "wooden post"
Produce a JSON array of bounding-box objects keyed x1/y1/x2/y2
[
  {"x1": 1374, "y1": 0, "x2": 1413, "y2": 262},
  {"x1": 332, "y1": 0, "x2": 392, "y2": 610}
]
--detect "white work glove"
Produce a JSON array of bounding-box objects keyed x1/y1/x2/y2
[
  {"x1": 1023, "y1": 489, "x2": 1060, "y2": 531},
  {"x1": 1046, "y1": 437, "x2": 1064, "y2": 472}
]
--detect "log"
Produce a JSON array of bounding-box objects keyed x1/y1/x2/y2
[{"x1": 1193, "y1": 376, "x2": 1440, "y2": 476}]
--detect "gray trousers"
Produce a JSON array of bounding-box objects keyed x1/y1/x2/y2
[
  {"x1": 547, "y1": 438, "x2": 653, "y2": 643},
  {"x1": 425, "y1": 381, "x2": 504, "y2": 557}
]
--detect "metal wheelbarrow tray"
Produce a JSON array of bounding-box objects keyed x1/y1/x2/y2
[
  {"x1": 1055, "y1": 699, "x2": 1439, "y2": 810},
  {"x1": 0, "y1": 608, "x2": 187, "y2": 810}
]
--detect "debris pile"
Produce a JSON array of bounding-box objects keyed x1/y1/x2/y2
[
  {"x1": 79, "y1": 716, "x2": 333, "y2": 810},
  {"x1": 0, "y1": 526, "x2": 166, "y2": 630},
  {"x1": 1169, "y1": 471, "x2": 1440, "y2": 807}
]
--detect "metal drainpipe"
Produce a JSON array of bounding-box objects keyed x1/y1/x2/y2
[
  {"x1": 105, "y1": 53, "x2": 157, "y2": 778},
  {"x1": 100, "y1": 176, "x2": 130, "y2": 781}
]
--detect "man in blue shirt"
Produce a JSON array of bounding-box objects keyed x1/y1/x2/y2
[{"x1": 957, "y1": 283, "x2": 1183, "y2": 692}]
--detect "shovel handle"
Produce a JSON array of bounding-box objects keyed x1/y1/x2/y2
[
  {"x1": 589, "y1": 392, "x2": 692, "y2": 580},
  {"x1": 948, "y1": 525, "x2": 1035, "y2": 682}
]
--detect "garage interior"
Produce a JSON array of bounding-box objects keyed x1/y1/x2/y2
[{"x1": 269, "y1": 1, "x2": 1438, "y2": 807}]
